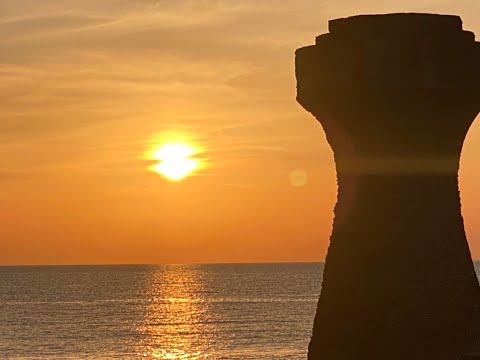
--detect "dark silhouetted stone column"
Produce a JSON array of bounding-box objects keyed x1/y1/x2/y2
[{"x1": 296, "y1": 14, "x2": 480, "y2": 360}]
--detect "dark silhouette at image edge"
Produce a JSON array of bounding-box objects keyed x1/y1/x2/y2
[{"x1": 296, "y1": 13, "x2": 480, "y2": 360}]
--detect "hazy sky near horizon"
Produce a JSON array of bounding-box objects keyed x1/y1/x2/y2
[{"x1": 1, "y1": 0, "x2": 480, "y2": 265}]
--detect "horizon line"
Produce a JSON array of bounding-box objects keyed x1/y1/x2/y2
[
  {"x1": 0, "y1": 260, "x2": 327, "y2": 267},
  {"x1": 1, "y1": 260, "x2": 479, "y2": 267}
]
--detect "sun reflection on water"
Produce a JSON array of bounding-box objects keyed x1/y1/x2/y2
[{"x1": 136, "y1": 265, "x2": 214, "y2": 359}]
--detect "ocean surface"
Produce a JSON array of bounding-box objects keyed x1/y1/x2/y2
[
  {"x1": 0, "y1": 263, "x2": 324, "y2": 360},
  {"x1": 1, "y1": 262, "x2": 479, "y2": 360}
]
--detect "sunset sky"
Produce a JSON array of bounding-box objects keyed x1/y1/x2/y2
[{"x1": 1, "y1": 0, "x2": 480, "y2": 265}]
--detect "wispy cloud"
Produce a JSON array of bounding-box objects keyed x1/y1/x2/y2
[{"x1": 1, "y1": 0, "x2": 479, "y2": 185}]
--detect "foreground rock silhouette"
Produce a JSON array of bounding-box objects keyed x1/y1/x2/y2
[{"x1": 296, "y1": 14, "x2": 480, "y2": 359}]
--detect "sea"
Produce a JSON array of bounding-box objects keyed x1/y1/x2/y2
[
  {"x1": 0, "y1": 263, "x2": 323, "y2": 360},
  {"x1": 0, "y1": 262, "x2": 479, "y2": 360}
]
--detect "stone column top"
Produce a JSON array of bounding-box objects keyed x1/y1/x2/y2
[
  {"x1": 328, "y1": 13, "x2": 464, "y2": 37},
  {"x1": 297, "y1": 13, "x2": 480, "y2": 97},
  {"x1": 295, "y1": 13, "x2": 480, "y2": 157}
]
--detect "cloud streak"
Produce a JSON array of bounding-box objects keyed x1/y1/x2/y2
[{"x1": 1, "y1": 0, "x2": 479, "y2": 184}]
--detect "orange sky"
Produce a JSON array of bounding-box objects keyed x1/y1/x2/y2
[{"x1": 1, "y1": 0, "x2": 480, "y2": 265}]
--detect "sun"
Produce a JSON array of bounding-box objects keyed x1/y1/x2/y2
[{"x1": 148, "y1": 143, "x2": 200, "y2": 181}]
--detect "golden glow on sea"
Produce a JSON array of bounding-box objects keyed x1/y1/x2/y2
[
  {"x1": 147, "y1": 142, "x2": 201, "y2": 181},
  {"x1": 136, "y1": 266, "x2": 209, "y2": 359}
]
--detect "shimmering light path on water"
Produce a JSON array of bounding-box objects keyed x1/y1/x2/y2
[
  {"x1": 0, "y1": 263, "x2": 325, "y2": 359},
  {"x1": 1, "y1": 262, "x2": 479, "y2": 359}
]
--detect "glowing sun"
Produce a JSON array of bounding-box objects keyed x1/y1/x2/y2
[{"x1": 149, "y1": 143, "x2": 200, "y2": 181}]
